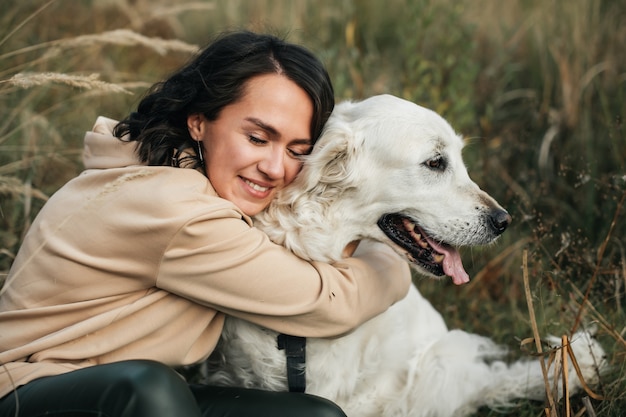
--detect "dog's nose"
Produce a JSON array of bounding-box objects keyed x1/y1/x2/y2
[{"x1": 489, "y1": 209, "x2": 511, "y2": 235}]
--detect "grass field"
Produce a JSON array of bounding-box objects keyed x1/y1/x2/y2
[{"x1": 1, "y1": 0, "x2": 624, "y2": 415}]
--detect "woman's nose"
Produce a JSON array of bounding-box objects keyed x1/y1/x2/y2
[{"x1": 258, "y1": 148, "x2": 284, "y2": 179}]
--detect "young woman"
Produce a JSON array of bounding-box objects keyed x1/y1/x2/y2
[{"x1": 0, "y1": 31, "x2": 411, "y2": 417}]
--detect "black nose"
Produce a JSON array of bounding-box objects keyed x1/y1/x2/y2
[{"x1": 489, "y1": 209, "x2": 511, "y2": 235}]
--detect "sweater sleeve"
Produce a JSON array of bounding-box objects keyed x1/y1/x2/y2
[{"x1": 156, "y1": 209, "x2": 411, "y2": 338}]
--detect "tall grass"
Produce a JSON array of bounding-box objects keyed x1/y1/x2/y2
[{"x1": 1, "y1": 0, "x2": 624, "y2": 415}]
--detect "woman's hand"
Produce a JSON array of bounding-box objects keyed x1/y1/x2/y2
[
  {"x1": 351, "y1": 239, "x2": 412, "y2": 302},
  {"x1": 342, "y1": 240, "x2": 361, "y2": 258}
]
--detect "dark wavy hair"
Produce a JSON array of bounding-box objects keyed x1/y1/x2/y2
[{"x1": 114, "y1": 31, "x2": 335, "y2": 168}]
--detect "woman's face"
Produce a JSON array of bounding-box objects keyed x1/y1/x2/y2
[{"x1": 188, "y1": 74, "x2": 314, "y2": 216}]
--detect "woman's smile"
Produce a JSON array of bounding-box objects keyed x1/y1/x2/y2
[{"x1": 241, "y1": 177, "x2": 272, "y2": 195}]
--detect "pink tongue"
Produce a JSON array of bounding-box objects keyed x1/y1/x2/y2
[{"x1": 427, "y1": 239, "x2": 470, "y2": 285}]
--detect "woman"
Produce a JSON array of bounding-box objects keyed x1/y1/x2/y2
[{"x1": 0, "y1": 31, "x2": 410, "y2": 416}]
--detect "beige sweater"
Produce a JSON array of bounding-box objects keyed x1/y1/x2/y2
[{"x1": 0, "y1": 117, "x2": 410, "y2": 398}]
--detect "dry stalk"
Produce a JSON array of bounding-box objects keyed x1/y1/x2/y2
[
  {"x1": 49, "y1": 29, "x2": 199, "y2": 56},
  {"x1": 563, "y1": 335, "x2": 570, "y2": 417},
  {"x1": 581, "y1": 396, "x2": 597, "y2": 417},
  {"x1": 0, "y1": 29, "x2": 198, "y2": 62},
  {"x1": 553, "y1": 345, "x2": 563, "y2": 412},
  {"x1": 6, "y1": 73, "x2": 132, "y2": 95},
  {"x1": 523, "y1": 249, "x2": 558, "y2": 416},
  {"x1": 564, "y1": 340, "x2": 604, "y2": 401}
]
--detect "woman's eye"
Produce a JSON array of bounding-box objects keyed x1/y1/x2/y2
[
  {"x1": 288, "y1": 146, "x2": 312, "y2": 158},
  {"x1": 248, "y1": 135, "x2": 266, "y2": 145}
]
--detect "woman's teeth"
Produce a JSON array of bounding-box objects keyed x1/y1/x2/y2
[{"x1": 244, "y1": 179, "x2": 269, "y2": 192}]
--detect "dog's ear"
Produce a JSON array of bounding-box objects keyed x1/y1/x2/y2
[
  {"x1": 257, "y1": 103, "x2": 359, "y2": 247},
  {"x1": 298, "y1": 103, "x2": 361, "y2": 194}
]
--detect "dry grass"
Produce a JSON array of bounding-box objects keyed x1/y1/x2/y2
[
  {"x1": 6, "y1": 72, "x2": 134, "y2": 94},
  {"x1": 1, "y1": 0, "x2": 624, "y2": 415}
]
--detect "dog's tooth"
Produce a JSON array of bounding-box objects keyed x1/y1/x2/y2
[
  {"x1": 433, "y1": 253, "x2": 444, "y2": 263},
  {"x1": 418, "y1": 238, "x2": 428, "y2": 248}
]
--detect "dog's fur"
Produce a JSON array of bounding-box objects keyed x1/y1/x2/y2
[{"x1": 203, "y1": 95, "x2": 606, "y2": 417}]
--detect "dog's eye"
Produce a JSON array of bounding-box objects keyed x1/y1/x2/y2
[{"x1": 425, "y1": 157, "x2": 446, "y2": 171}]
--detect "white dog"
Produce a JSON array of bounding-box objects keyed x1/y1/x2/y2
[{"x1": 203, "y1": 95, "x2": 606, "y2": 416}]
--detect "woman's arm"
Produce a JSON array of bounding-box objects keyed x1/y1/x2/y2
[{"x1": 157, "y1": 212, "x2": 411, "y2": 338}]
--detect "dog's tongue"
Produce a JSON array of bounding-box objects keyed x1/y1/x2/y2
[{"x1": 428, "y1": 240, "x2": 470, "y2": 285}]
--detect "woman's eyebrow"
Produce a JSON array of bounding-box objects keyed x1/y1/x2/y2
[
  {"x1": 244, "y1": 117, "x2": 311, "y2": 144},
  {"x1": 245, "y1": 117, "x2": 278, "y2": 135}
]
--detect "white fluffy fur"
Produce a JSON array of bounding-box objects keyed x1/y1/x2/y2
[{"x1": 203, "y1": 95, "x2": 606, "y2": 416}]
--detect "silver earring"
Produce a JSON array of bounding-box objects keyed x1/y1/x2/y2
[{"x1": 197, "y1": 141, "x2": 204, "y2": 165}]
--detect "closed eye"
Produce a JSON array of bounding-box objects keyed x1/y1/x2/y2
[
  {"x1": 248, "y1": 135, "x2": 267, "y2": 145},
  {"x1": 249, "y1": 135, "x2": 311, "y2": 159},
  {"x1": 288, "y1": 145, "x2": 313, "y2": 158}
]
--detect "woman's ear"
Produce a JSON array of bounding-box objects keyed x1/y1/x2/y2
[{"x1": 187, "y1": 113, "x2": 205, "y2": 141}]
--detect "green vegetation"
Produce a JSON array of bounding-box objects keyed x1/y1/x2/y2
[{"x1": 1, "y1": 1, "x2": 624, "y2": 415}]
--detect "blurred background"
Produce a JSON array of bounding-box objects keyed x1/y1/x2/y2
[{"x1": 1, "y1": 0, "x2": 624, "y2": 415}]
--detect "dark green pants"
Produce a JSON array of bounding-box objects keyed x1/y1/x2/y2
[{"x1": 0, "y1": 360, "x2": 346, "y2": 417}]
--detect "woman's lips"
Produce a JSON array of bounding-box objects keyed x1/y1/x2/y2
[{"x1": 241, "y1": 177, "x2": 273, "y2": 196}]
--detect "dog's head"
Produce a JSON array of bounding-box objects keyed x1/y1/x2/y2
[{"x1": 259, "y1": 94, "x2": 511, "y2": 285}]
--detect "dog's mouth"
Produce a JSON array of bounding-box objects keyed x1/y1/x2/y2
[{"x1": 377, "y1": 213, "x2": 470, "y2": 285}]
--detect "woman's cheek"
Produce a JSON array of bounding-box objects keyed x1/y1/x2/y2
[{"x1": 285, "y1": 160, "x2": 304, "y2": 185}]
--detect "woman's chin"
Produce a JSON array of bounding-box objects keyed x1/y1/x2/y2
[{"x1": 236, "y1": 199, "x2": 270, "y2": 217}]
